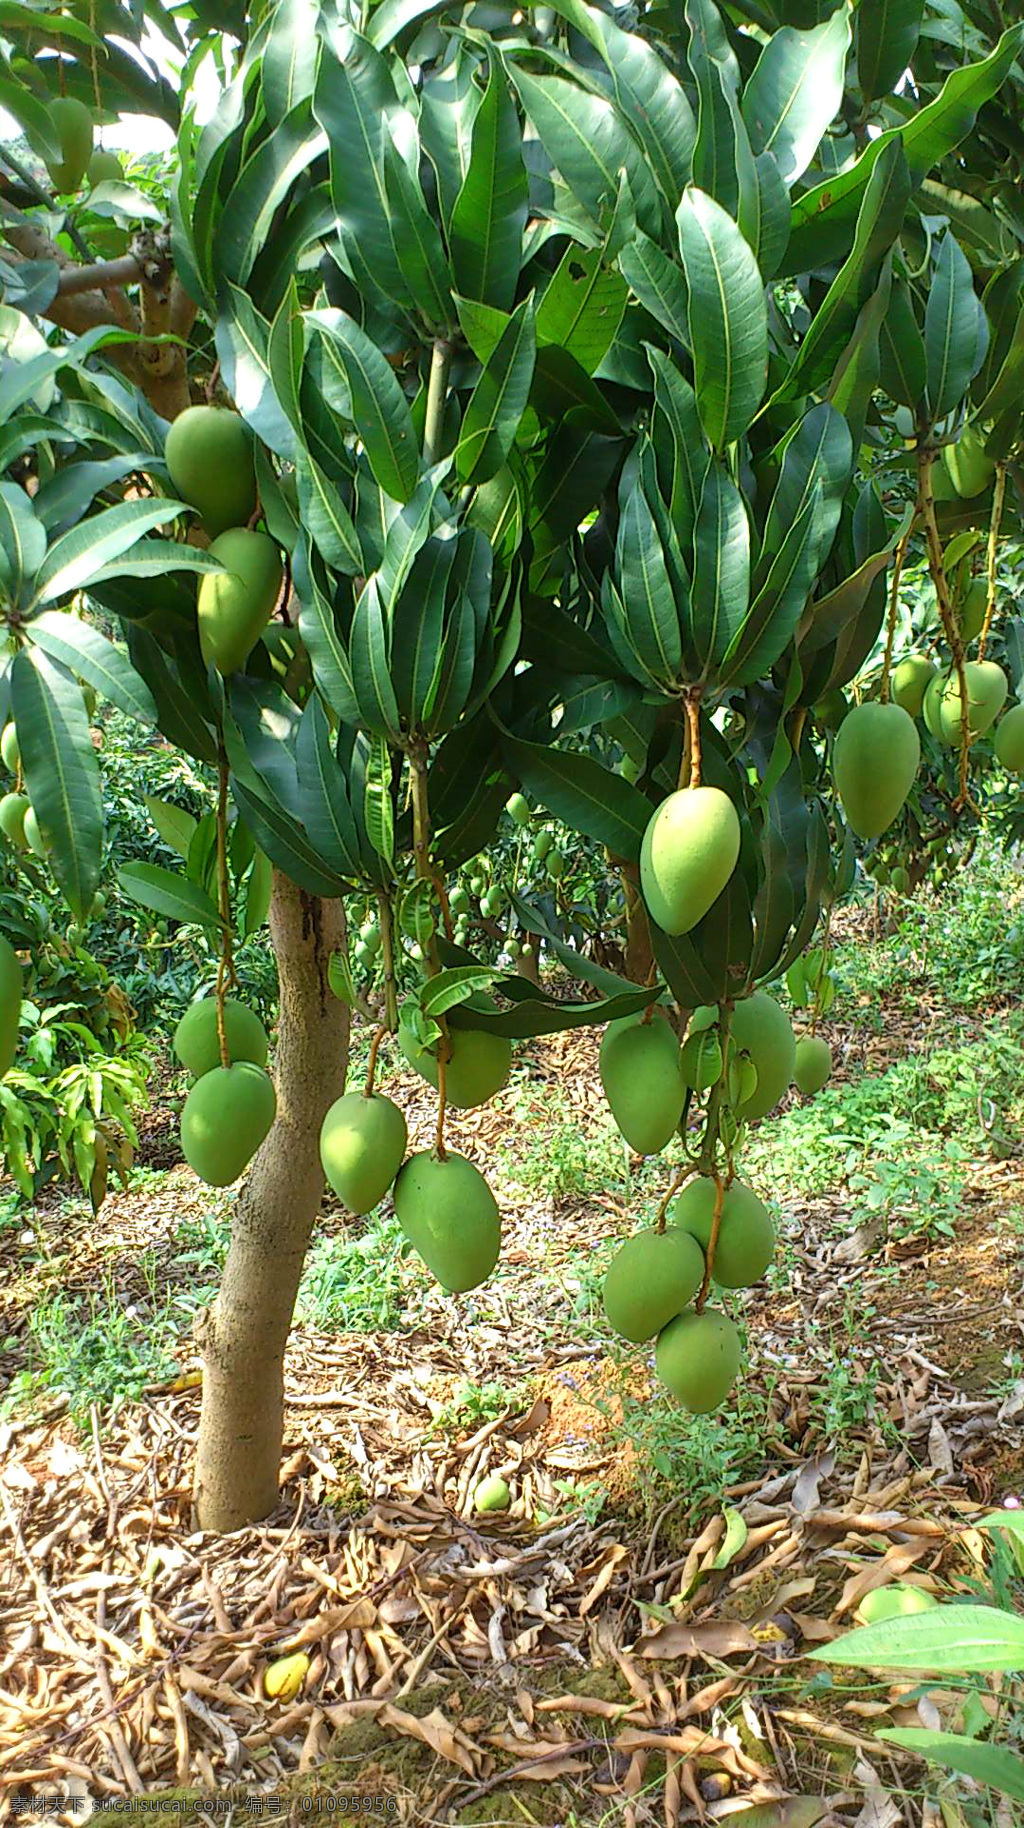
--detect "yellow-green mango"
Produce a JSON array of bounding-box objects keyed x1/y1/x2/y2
[
  {"x1": 180, "y1": 1060, "x2": 276, "y2": 1186},
  {"x1": 640, "y1": 785, "x2": 741, "y2": 936},
  {"x1": 0, "y1": 935, "x2": 23, "y2": 1078},
  {"x1": 87, "y1": 148, "x2": 123, "y2": 185},
  {"x1": 164, "y1": 405, "x2": 257, "y2": 539},
  {"x1": 833, "y1": 701, "x2": 920, "y2": 839},
  {"x1": 197, "y1": 529, "x2": 283, "y2": 675},
  {"x1": 729, "y1": 991, "x2": 796, "y2": 1121},
  {"x1": 942, "y1": 425, "x2": 995, "y2": 500},
  {"x1": 602, "y1": 1228, "x2": 705, "y2": 1342},
  {"x1": 958, "y1": 578, "x2": 987, "y2": 644},
  {"x1": 23, "y1": 806, "x2": 50, "y2": 857},
  {"x1": 393, "y1": 1150, "x2": 500, "y2": 1291},
  {"x1": 474, "y1": 1474, "x2": 511, "y2": 1513},
  {"x1": 672, "y1": 1177, "x2": 774, "y2": 1288},
  {"x1": 319, "y1": 1090, "x2": 407, "y2": 1215},
  {"x1": 891, "y1": 655, "x2": 936, "y2": 719},
  {"x1": 0, "y1": 792, "x2": 29, "y2": 848},
  {"x1": 1, "y1": 723, "x2": 20, "y2": 772},
  {"x1": 857, "y1": 1583, "x2": 938, "y2": 1624},
  {"x1": 173, "y1": 996, "x2": 269, "y2": 1078},
  {"x1": 599, "y1": 1012, "x2": 686, "y2": 1155},
  {"x1": 655, "y1": 1308, "x2": 741, "y2": 1413},
  {"x1": 793, "y1": 1034, "x2": 832, "y2": 1095},
  {"x1": 45, "y1": 96, "x2": 93, "y2": 192},
  {"x1": 400, "y1": 999, "x2": 511, "y2": 1109},
  {"x1": 923, "y1": 660, "x2": 1008, "y2": 744},
  {"x1": 995, "y1": 704, "x2": 1024, "y2": 773}
]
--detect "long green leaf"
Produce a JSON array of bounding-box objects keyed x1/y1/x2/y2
[
  {"x1": 742, "y1": 9, "x2": 851, "y2": 187},
  {"x1": 348, "y1": 577, "x2": 401, "y2": 739},
  {"x1": 31, "y1": 499, "x2": 188, "y2": 607},
  {"x1": 27, "y1": 613, "x2": 159, "y2": 726},
  {"x1": 146, "y1": 797, "x2": 197, "y2": 861},
  {"x1": 508, "y1": 63, "x2": 660, "y2": 240},
  {"x1": 536, "y1": 241, "x2": 628, "y2": 377},
  {"x1": 262, "y1": 0, "x2": 321, "y2": 127},
  {"x1": 313, "y1": 23, "x2": 410, "y2": 309},
  {"x1": 878, "y1": 1728, "x2": 1024, "y2": 1800},
  {"x1": 856, "y1": 0, "x2": 924, "y2": 105},
  {"x1": 691, "y1": 461, "x2": 750, "y2": 672},
  {"x1": 809, "y1": 1604, "x2": 1024, "y2": 1673},
  {"x1": 924, "y1": 232, "x2": 989, "y2": 421},
  {"x1": 615, "y1": 484, "x2": 683, "y2": 685},
  {"x1": 215, "y1": 284, "x2": 296, "y2": 461},
  {"x1": 307, "y1": 309, "x2": 419, "y2": 504},
  {"x1": 618, "y1": 235, "x2": 690, "y2": 348},
  {"x1": 383, "y1": 131, "x2": 453, "y2": 331},
  {"x1": 11, "y1": 647, "x2": 102, "y2": 922},
  {"x1": 294, "y1": 695, "x2": 363, "y2": 878},
  {"x1": 686, "y1": 0, "x2": 743, "y2": 221},
  {"x1": 457, "y1": 296, "x2": 536, "y2": 486},
  {"x1": 363, "y1": 730, "x2": 394, "y2": 868},
  {"x1": 677, "y1": 188, "x2": 767, "y2": 451},
  {"x1": 448, "y1": 46, "x2": 527, "y2": 313},
  {"x1": 502, "y1": 734, "x2": 649, "y2": 862},
  {"x1": 117, "y1": 861, "x2": 223, "y2": 932}
]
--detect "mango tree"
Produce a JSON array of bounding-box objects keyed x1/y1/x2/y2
[{"x1": 1, "y1": 0, "x2": 1022, "y2": 1532}]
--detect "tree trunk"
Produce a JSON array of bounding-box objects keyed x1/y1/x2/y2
[
  {"x1": 192, "y1": 872, "x2": 349, "y2": 1532},
  {"x1": 623, "y1": 869, "x2": 654, "y2": 985}
]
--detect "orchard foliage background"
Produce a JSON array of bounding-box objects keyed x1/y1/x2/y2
[{"x1": 2, "y1": 0, "x2": 1024, "y2": 1815}]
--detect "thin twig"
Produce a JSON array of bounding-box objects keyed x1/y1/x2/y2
[
  {"x1": 435, "y1": 1054, "x2": 448, "y2": 1161},
  {"x1": 695, "y1": 1170, "x2": 725, "y2": 1312},
  {"x1": 653, "y1": 1161, "x2": 700, "y2": 1234},
  {"x1": 879, "y1": 513, "x2": 917, "y2": 703},
  {"x1": 684, "y1": 692, "x2": 703, "y2": 790},
  {"x1": 364, "y1": 1024, "x2": 387, "y2": 1098},
  {"x1": 978, "y1": 460, "x2": 1007, "y2": 662}
]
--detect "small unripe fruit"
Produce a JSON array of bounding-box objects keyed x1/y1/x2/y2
[
  {"x1": 394, "y1": 1151, "x2": 500, "y2": 1291},
  {"x1": 450, "y1": 886, "x2": 470, "y2": 915},
  {"x1": 890, "y1": 864, "x2": 909, "y2": 894},
  {"x1": 88, "y1": 148, "x2": 123, "y2": 185},
  {"x1": 924, "y1": 661, "x2": 1008, "y2": 745},
  {"x1": 173, "y1": 997, "x2": 269, "y2": 1079},
  {"x1": 45, "y1": 96, "x2": 93, "y2": 193},
  {"x1": 164, "y1": 405, "x2": 257, "y2": 539},
  {"x1": 0, "y1": 792, "x2": 29, "y2": 849},
  {"x1": 793, "y1": 1034, "x2": 832, "y2": 1095},
  {"x1": 833, "y1": 702, "x2": 920, "y2": 840},
  {"x1": 640, "y1": 786, "x2": 740, "y2": 936},
  {"x1": 181, "y1": 1061, "x2": 276, "y2": 1186},
  {"x1": 197, "y1": 529, "x2": 283, "y2": 675},
  {"x1": 655, "y1": 1308, "x2": 741, "y2": 1413},
  {"x1": 0, "y1": 723, "x2": 20, "y2": 772},
  {"x1": 546, "y1": 852, "x2": 565, "y2": 881},
  {"x1": 474, "y1": 1474, "x2": 511, "y2": 1513},
  {"x1": 995, "y1": 704, "x2": 1024, "y2": 773},
  {"x1": 891, "y1": 655, "x2": 936, "y2": 719},
  {"x1": 533, "y1": 831, "x2": 553, "y2": 861},
  {"x1": 603, "y1": 1229, "x2": 705, "y2": 1342},
  {"x1": 728, "y1": 992, "x2": 796, "y2": 1122},
  {"x1": 320, "y1": 1091, "x2": 407, "y2": 1215},
  {"x1": 506, "y1": 792, "x2": 530, "y2": 826},
  {"x1": 672, "y1": 1177, "x2": 774, "y2": 1289},
  {"x1": 958, "y1": 578, "x2": 987, "y2": 644},
  {"x1": 599, "y1": 1013, "x2": 686, "y2": 1155},
  {"x1": 942, "y1": 425, "x2": 995, "y2": 500},
  {"x1": 23, "y1": 806, "x2": 49, "y2": 857}
]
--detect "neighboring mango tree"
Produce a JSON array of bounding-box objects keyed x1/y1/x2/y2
[{"x1": 1, "y1": 0, "x2": 1023, "y2": 1532}]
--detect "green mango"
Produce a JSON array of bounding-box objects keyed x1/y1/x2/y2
[
  {"x1": 393, "y1": 1150, "x2": 500, "y2": 1290},
  {"x1": 173, "y1": 996, "x2": 269, "y2": 1079},
  {"x1": 890, "y1": 864, "x2": 910, "y2": 894},
  {"x1": 474, "y1": 1474, "x2": 511, "y2": 1513},
  {"x1": 857, "y1": 1583, "x2": 938, "y2": 1624},
  {"x1": 45, "y1": 96, "x2": 93, "y2": 192},
  {"x1": 942, "y1": 425, "x2": 995, "y2": 500},
  {"x1": 197, "y1": 529, "x2": 283, "y2": 675},
  {"x1": 923, "y1": 661, "x2": 1008, "y2": 745},
  {"x1": 672, "y1": 1177, "x2": 774, "y2": 1288},
  {"x1": 164, "y1": 405, "x2": 257, "y2": 539},
  {"x1": 506, "y1": 792, "x2": 530, "y2": 826},
  {"x1": 995, "y1": 704, "x2": 1024, "y2": 773},
  {"x1": 0, "y1": 935, "x2": 23, "y2": 1078},
  {"x1": 546, "y1": 851, "x2": 565, "y2": 880},
  {"x1": 533, "y1": 831, "x2": 553, "y2": 861},
  {"x1": 728, "y1": 992, "x2": 796, "y2": 1121},
  {"x1": 1, "y1": 723, "x2": 20, "y2": 772},
  {"x1": 180, "y1": 1061, "x2": 276, "y2": 1187},
  {"x1": 640, "y1": 785, "x2": 740, "y2": 936},
  {"x1": 655, "y1": 1308, "x2": 741, "y2": 1413},
  {"x1": 400, "y1": 998, "x2": 511, "y2": 1110},
  {"x1": 958, "y1": 577, "x2": 987, "y2": 644},
  {"x1": 0, "y1": 792, "x2": 29, "y2": 849},
  {"x1": 602, "y1": 1228, "x2": 705, "y2": 1342},
  {"x1": 319, "y1": 1090, "x2": 407, "y2": 1215},
  {"x1": 891, "y1": 655, "x2": 936, "y2": 719},
  {"x1": 833, "y1": 702, "x2": 920, "y2": 839},
  {"x1": 793, "y1": 1034, "x2": 832, "y2": 1095},
  {"x1": 599, "y1": 1013, "x2": 686, "y2": 1155},
  {"x1": 87, "y1": 148, "x2": 123, "y2": 185},
  {"x1": 23, "y1": 806, "x2": 50, "y2": 857}
]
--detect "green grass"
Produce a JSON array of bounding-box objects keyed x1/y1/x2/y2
[
  {"x1": 8, "y1": 1261, "x2": 181, "y2": 1423},
  {"x1": 498, "y1": 1085, "x2": 626, "y2": 1200},
  {"x1": 295, "y1": 1212, "x2": 421, "y2": 1331}
]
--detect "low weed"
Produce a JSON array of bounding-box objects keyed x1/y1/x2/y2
[
  {"x1": 8, "y1": 1263, "x2": 181, "y2": 1422},
  {"x1": 498, "y1": 1086, "x2": 624, "y2": 1200},
  {"x1": 295, "y1": 1213, "x2": 417, "y2": 1331},
  {"x1": 428, "y1": 1377, "x2": 525, "y2": 1434}
]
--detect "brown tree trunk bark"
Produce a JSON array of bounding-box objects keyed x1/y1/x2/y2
[
  {"x1": 192, "y1": 872, "x2": 349, "y2": 1532},
  {"x1": 623, "y1": 869, "x2": 654, "y2": 985}
]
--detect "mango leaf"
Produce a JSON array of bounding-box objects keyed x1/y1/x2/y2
[
  {"x1": 262, "y1": 0, "x2": 322, "y2": 127},
  {"x1": 856, "y1": 0, "x2": 924, "y2": 105},
  {"x1": 391, "y1": 537, "x2": 455, "y2": 729},
  {"x1": 809, "y1": 1604, "x2": 1024, "y2": 1672},
  {"x1": 126, "y1": 626, "x2": 219, "y2": 765},
  {"x1": 231, "y1": 776, "x2": 349, "y2": 897},
  {"x1": 363, "y1": 730, "x2": 394, "y2": 867},
  {"x1": 826, "y1": 257, "x2": 893, "y2": 452},
  {"x1": 419, "y1": 47, "x2": 484, "y2": 231},
  {"x1": 448, "y1": 45, "x2": 527, "y2": 313},
  {"x1": 420, "y1": 965, "x2": 498, "y2": 1018},
  {"x1": 924, "y1": 232, "x2": 989, "y2": 422},
  {"x1": 759, "y1": 403, "x2": 852, "y2": 581},
  {"x1": 615, "y1": 482, "x2": 683, "y2": 685},
  {"x1": 508, "y1": 63, "x2": 660, "y2": 240},
  {"x1": 295, "y1": 451, "x2": 363, "y2": 573},
  {"x1": 651, "y1": 921, "x2": 721, "y2": 1010},
  {"x1": 294, "y1": 696, "x2": 363, "y2": 879},
  {"x1": 382, "y1": 131, "x2": 453, "y2": 331},
  {"x1": 742, "y1": 9, "x2": 851, "y2": 187},
  {"x1": 11, "y1": 647, "x2": 102, "y2": 923},
  {"x1": 691, "y1": 461, "x2": 751, "y2": 671},
  {"x1": 213, "y1": 100, "x2": 326, "y2": 291},
  {"x1": 739, "y1": 149, "x2": 791, "y2": 280},
  {"x1": 721, "y1": 487, "x2": 823, "y2": 687},
  {"x1": 783, "y1": 24, "x2": 1024, "y2": 276},
  {"x1": 878, "y1": 275, "x2": 926, "y2": 408},
  {"x1": 27, "y1": 613, "x2": 159, "y2": 727},
  {"x1": 306, "y1": 309, "x2": 419, "y2": 504},
  {"x1": 536, "y1": 242, "x2": 628, "y2": 377},
  {"x1": 502, "y1": 734, "x2": 649, "y2": 862},
  {"x1": 618, "y1": 235, "x2": 690, "y2": 348},
  {"x1": 877, "y1": 1729, "x2": 1024, "y2": 1801},
  {"x1": 312, "y1": 23, "x2": 409, "y2": 310},
  {"x1": 349, "y1": 577, "x2": 401, "y2": 739},
  {"x1": 244, "y1": 846, "x2": 273, "y2": 936},
  {"x1": 677, "y1": 188, "x2": 767, "y2": 452},
  {"x1": 30, "y1": 498, "x2": 189, "y2": 607},
  {"x1": 117, "y1": 861, "x2": 222, "y2": 932},
  {"x1": 0, "y1": 482, "x2": 46, "y2": 605},
  {"x1": 457, "y1": 296, "x2": 536, "y2": 486},
  {"x1": 686, "y1": 0, "x2": 743, "y2": 221},
  {"x1": 647, "y1": 348, "x2": 708, "y2": 545},
  {"x1": 145, "y1": 796, "x2": 197, "y2": 861}
]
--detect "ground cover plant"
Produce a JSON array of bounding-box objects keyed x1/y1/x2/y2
[{"x1": 2, "y1": 0, "x2": 1024, "y2": 1818}]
